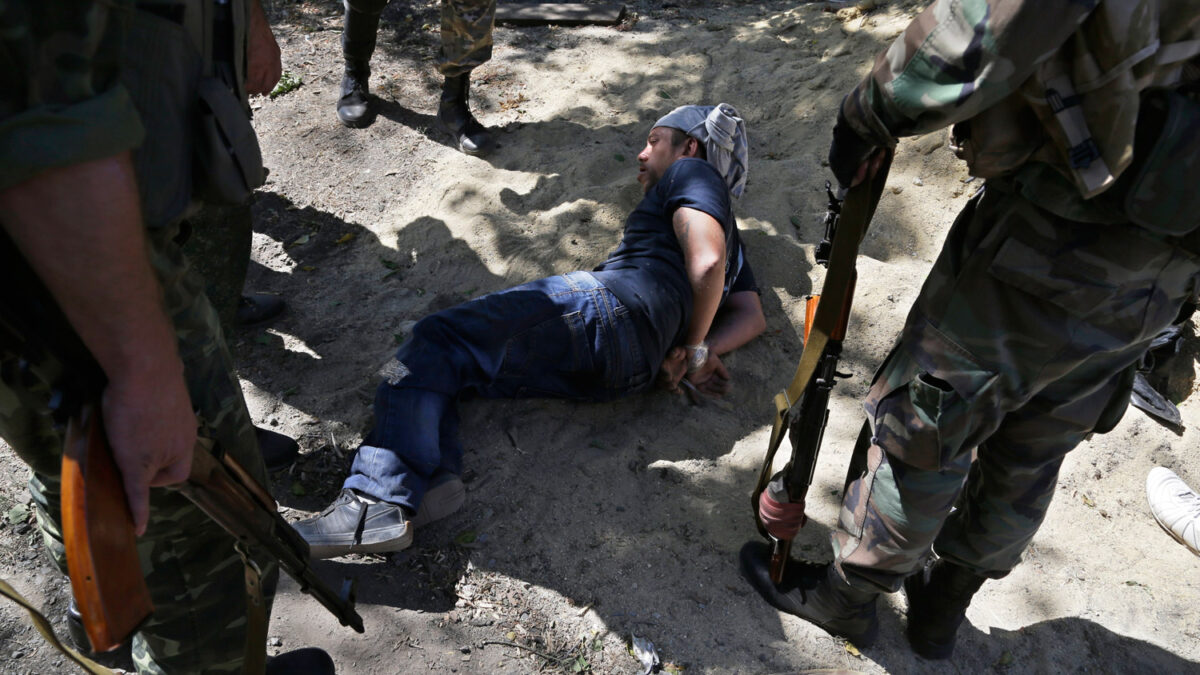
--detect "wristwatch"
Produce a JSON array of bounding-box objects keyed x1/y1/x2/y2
[{"x1": 685, "y1": 342, "x2": 709, "y2": 373}]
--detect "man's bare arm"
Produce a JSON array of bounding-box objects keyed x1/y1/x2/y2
[
  {"x1": 706, "y1": 290, "x2": 766, "y2": 356},
  {"x1": 674, "y1": 206, "x2": 726, "y2": 349},
  {"x1": 246, "y1": 0, "x2": 282, "y2": 96},
  {"x1": 0, "y1": 153, "x2": 196, "y2": 535}
]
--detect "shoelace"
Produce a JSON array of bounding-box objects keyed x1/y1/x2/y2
[{"x1": 1176, "y1": 490, "x2": 1200, "y2": 518}]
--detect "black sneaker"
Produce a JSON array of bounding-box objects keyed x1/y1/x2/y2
[
  {"x1": 739, "y1": 541, "x2": 879, "y2": 647},
  {"x1": 292, "y1": 489, "x2": 411, "y2": 558}
]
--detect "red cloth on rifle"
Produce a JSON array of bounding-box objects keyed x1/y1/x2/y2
[{"x1": 758, "y1": 489, "x2": 806, "y2": 540}]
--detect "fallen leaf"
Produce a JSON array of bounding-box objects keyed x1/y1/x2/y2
[
  {"x1": 255, "y1": 333, "x2": 272, "y2": 345},
  {"x1": 844, "y1": 642, "x2": 861, "y2": 657},
  {"x1": 289, "y1": 234, "x2": 311, "y2": 247},
  {"x1": 1082, "y1": 494, "x2": 1095, "y2": 507},
  {"x1": 996, "y1": 650, "x2": 1014, "y2": 666},
  {"x1": 300, "y1": 265, "x2": 316, "y2": 272},
  {"x1": 6, "y1": 505, "x2": 30, "y2": 525},
  {"x1": 454, "y1": 530, "x2": 477, "y2": 545},
  {"x1": 335, "y1": 233, "x2": 356, "y2": 245},
  {"x1": 658, "y1": 90, "x2": 672, "y2": 99},
  {"x1": 290, "y1": 482, "x2": 307, "y2": 496},
  {"x1": 614, "y1": 153, "x2": 626, "y2": 162},
  {"x1": 789, "y1": 214, "x2": 803, "y2": 228}
]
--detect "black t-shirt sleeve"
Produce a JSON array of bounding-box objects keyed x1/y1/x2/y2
[
  {"x1": 660, "y1": 159, "x2": 732, "y2": 228},
  {"x1": 729, "y1": 246, "x2": 760, "y2": 295}
]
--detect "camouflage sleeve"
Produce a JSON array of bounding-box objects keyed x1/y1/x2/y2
[
  {"x1": 840, "y1": 0, "x2": 1096, "y2": 147},
  {"x1": 0, "y1": 0, "x2": 145, "y2": 191}
]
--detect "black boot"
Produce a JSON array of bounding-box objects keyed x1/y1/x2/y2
[
  {"x1": 904, "y1": 557, "x2": 987, "y2": 659},
  {"x1": 256, "y1": 427, "x2": 299, "y2": 472},
  {"x1": 337, "y1": 2, "x2": 380, "y2": 128},
  {"x1": 437, "y1": 74, "x2": 493, "y2": 156},
  {"x1": 266, "y1": 647, "x2": 336, "y2": 674},
  {"x1": 337, "y1": 61, "x2": 372, "y2": 128},
  {"x1": 66, "y1": 597, "x2": 133, "y2": 668},
  {"x1": 739, "y1": 541, "x2": 879, "y2": 647}
]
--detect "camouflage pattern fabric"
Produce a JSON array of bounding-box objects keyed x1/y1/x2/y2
[
  {"x1": 182, "y1": 202, "x2": 256, "y2": 333},
  {"x1": 0, "y1": 0, "x2": 145, "y2": 191},
  {"x1": 840, "y1": 0, "x2": 1200, "y2": 198},
  {"x1": 437, "y1": 0, "x2": 495, "y2": 77},
  {"x1": 1, "y1": 224, "x2": 278, "y2": 673},
  {"x1": 342, "y1": 0, "x2": 494, "y2": 76},
  {"x1": 0, "y1": 1, "x2": 275, "y2": 671},
  {"x1": 832, "y1": 180, "x2": 1200, "y2": 592}
]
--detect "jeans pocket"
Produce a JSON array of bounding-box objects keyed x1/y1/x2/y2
[
  {"x1": 607, "y1": 305, "x2": 650, "y2": 394},
  {"x1": 499, "y1": 311, "x2": 595, "y2": 399}
]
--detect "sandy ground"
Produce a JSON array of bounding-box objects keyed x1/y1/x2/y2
[{"x1": 3, "y1": 1, "x2": 1200, "y2": 673}]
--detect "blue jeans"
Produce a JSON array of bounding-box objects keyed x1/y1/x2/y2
[{"x1": 344, "y1": 271, "x2": 654, "y2": 509}]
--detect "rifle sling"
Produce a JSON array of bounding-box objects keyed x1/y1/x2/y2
[
  {"x1": 0, "y1": 577, "x2": 119, "y2": 674},
  {"x1": 752, "y1": 159, "x2": 891, "y2": 531}
]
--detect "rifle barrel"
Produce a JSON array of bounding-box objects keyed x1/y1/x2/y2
[{"x1": 181, "y1": 448, "x2": 365, "y2": 633}]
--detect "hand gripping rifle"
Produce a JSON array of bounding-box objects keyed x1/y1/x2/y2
[
  {"x1": 750, "y1": 154, "x2": 891, "y2": 583},
  {"x1": 0, "y1": 230, "x2": 363, "y2": 664}
]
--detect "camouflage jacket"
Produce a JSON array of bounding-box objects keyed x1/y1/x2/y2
[
  {"x1": 0, "y1": 0, "x2": 145, "y2": 191},
  {"x1": 841, "y1": 0, "x2": 1200, "y2": 198}
]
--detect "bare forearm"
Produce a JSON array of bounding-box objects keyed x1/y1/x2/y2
[
  {"x1": 0, "y1": 153, "x2": 180, "y2": 380},
  {"x1": 0, "y1": 153, "x2": 196, "y2": 533},
  {"x1": 705, "y1": 291, "x2": 765, "y2": 355},
  {"x1": 674, "y1": 207, "x2": 726, "y2": 347}
]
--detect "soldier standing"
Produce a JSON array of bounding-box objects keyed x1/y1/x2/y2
[
  {"x1": 744, "y1": 0, "x2": 1200, "y2": 659},
  {"x1": 0, "y1": 1, "x2": 331, "y2": 671},
  {"x1": 336, "y1": 0, "x2": 497, "y2": 155}
]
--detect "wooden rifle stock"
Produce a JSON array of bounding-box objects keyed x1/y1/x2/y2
[
  {"x1": 61, "y1": 402, "x2": 153, "y2": 652},
  {"x1": 62, "y1": 412, "x2": 365, "y2": 651}
]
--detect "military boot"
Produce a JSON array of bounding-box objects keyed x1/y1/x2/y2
[
  {"x1": 739, "y1": 542, "x2": 879, "y2": 647},
  {"x1": 904, "y1": 557, "x2": 988, "y2": 659},
  {"x1": 337, "y1": 1, "x2": 380, "y2": 128},
  {"x1": 437, "y1": 74, "x2": 494, "y2": 156},
  {"x1": 337, "y1": 60, "x2": 372, "y2": 128}
]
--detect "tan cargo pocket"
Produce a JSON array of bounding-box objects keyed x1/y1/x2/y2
[{"x1": 866, "y1": 332, "x2": 996, "y2": 472}]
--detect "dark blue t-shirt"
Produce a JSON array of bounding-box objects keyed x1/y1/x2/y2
[{"x1": 594, "y1": 158, "x2": 756, "y2": 367}]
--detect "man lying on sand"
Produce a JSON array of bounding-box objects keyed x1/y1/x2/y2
[{"x1": 293, "y1": 103, "x2": 767, "y2": 557}]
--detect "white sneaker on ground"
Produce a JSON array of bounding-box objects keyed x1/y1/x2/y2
[{"x1": 1147, "y1": 467, "x2": 1200, "y2": 556}]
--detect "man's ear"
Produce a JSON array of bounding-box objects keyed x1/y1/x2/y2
[{"x1": 686, "y1": 137, "x2": 702, "y2": 158}]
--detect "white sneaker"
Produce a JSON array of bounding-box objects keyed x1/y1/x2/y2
[{"x1": 1147, "y1": 467, "x2": 1200, "y2": 556}]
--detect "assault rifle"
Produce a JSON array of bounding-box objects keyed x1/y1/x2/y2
[
  {"x1": 751, "y1": 156, "x2": 891, "y2": 583},
  {"x1": 0, "y1": 231, "x2": 364, "y2": 654}
]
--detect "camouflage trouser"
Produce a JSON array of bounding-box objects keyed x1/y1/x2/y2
[
  {"x1": 0, "y1": 224, "x2": 277, "y2": 673},
  {"x1": 342, "y1": 0, "x2": 495, "y2": 77},
  {"x1": 181, "y1": 202, "x2": 255, "y2": 335},
  {"x1": 833, "y1": 181, "x2": 1200, "y2": 593}
]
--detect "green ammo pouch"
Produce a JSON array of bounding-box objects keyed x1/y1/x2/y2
[
  {"x1": 1124, "y1": 89, "x2": 1200, "y2": 236},
  {"x1": 193, "y1": 76, "x2": 265, "y2": 205}
]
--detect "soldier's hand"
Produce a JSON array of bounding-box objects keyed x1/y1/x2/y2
[
  {"x1": 246, "y1": 0, "x2": 282, "y2": 96},
  {"x1": 102, "y1": 363, "x2": 196, "y2": 536}
]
